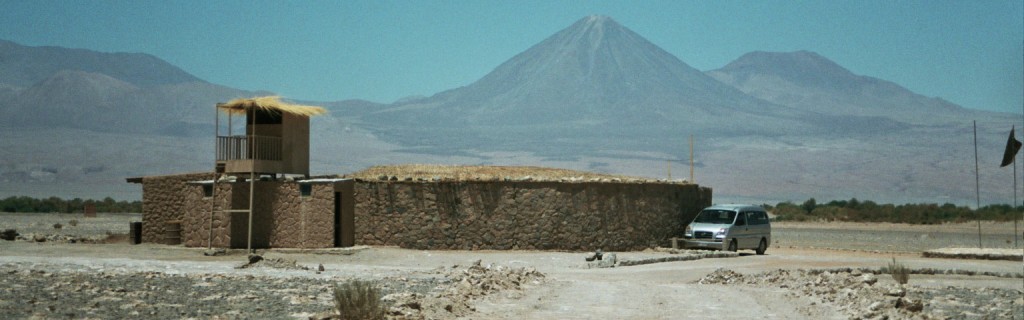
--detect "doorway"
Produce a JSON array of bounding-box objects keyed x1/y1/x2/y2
[{"x1": 334, "y1": 181, "x2": 355, "y2": 247}]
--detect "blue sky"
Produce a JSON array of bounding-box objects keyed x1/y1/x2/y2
[{"x1": 1, "y1": 0, "x2": 1022, "y2": 113}]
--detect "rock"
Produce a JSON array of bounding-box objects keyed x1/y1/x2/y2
[
  {"x1": 885, "y1": 286, "x2": 906, "y2": 297},
  {"x1": 868, "y1": 301, "x2": 885, "y2": 311},
  {"x1": 248, "y1": 255, "x2": 264, "y2": 264},
  {"x1": 0, "y1": 229, "x2": 18, "y2": 241},
  {"x1": 860, "y1": 273, "x2": 877, "y2": 286},
  {"x1": 33, "y1": 234, "x2": 46, "y2": 242},
  {"x1": 897, "y1": 297, "x2": 923, "y2": 312},
  {"x1": 318, "y1": 264, "x2": 325, "y2": 272}
]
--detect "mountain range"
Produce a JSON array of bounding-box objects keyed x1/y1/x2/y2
[{"x1": 0, "y1": 16, "x2": 1017, "y2": 205}]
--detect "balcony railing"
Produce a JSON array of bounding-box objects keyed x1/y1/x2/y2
[{"x1": 216, "y1": 135, "x2": 282, "y2": 161}]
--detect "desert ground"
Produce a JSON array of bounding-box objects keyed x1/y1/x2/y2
[{"x1": 1, "y1": 212, "x2": 1022, "y2": 319}]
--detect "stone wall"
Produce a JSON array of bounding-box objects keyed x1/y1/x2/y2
[
  {"x1": 138, "y1": 174, "x2": 711, "y2": 251},
  {"x1": 180, "y1": 181, "x2": 336, "y2": 249},
  {"x1": 139, "y1": 172, "x2": 214, "y2": 244},
  {"x1": 352, "y1": 181, "x2": 711, "y2": 251}
]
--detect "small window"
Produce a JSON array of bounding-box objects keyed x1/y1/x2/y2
[
  {"x1": 202, "y1": 184, "x2": 213, "y2": 198},
  {"x1": 735, "y1": 212, "x2": 747, "y2": 226},
  {"x1": 299, "y1": 184, "x2": 312, "y2": 197},
  {"x1": 749, "y1": 212, "x2": 768, "y2": 225}
]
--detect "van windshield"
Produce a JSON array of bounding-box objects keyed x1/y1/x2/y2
[{"x1": 694, "y1": 210, "x2": 736, "y2": 224}]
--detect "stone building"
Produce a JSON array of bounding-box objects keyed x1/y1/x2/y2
[
  {"x1": 128, "y1": 97, "x2": 713, "y2": 251},
  {"x1": 128, "y1": 170, "x2": 711, "y2": 251}
]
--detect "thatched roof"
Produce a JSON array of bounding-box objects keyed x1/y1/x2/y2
[
  {"x1": 217, "y1": 96, "x2": 327, "y2": 117},
  {"x1": 345, "y1": 164, "x2": 688, "y2": 184}
]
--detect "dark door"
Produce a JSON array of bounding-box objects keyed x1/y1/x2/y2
[{"x1": 334, "y1": 192, "x2": 341, "y2": 247}]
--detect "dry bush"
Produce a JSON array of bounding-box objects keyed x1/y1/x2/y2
[
  {"x1": 886, "y1": 257, "x2": 910, "y2": 285},
  {"x1": 333, "y1": 279, "x2": 386, "y2": 320},
  {"x1": 52, "y1": 223, "x2": 62, "y2": 229},
  {"x1": 68, "y1": 219, "x2": 78, "y2": 227}
]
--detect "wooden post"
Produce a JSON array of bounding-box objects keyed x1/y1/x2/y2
[{"x1": 689, "y1": 135, "x2": 695, "y2": 183}]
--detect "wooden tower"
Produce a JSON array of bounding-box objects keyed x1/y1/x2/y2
[{"x1": 210, "y1": 96, "x2": 326, "y2": 252}]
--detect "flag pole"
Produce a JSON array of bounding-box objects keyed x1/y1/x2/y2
[{"x1": 974, "y1": 120, "x2": 981, "y2": 248}]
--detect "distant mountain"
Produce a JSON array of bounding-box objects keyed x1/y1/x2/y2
[
  {"x1": 377, "y1": 16, "x2": 801, "y2": 128},
  {"x1": 0, "y1": 39, "x2": 201, "y2": 88},
  {"x1": 0, "y1": 40, "x2": 254, "y2": 134},
  {"x1": 706, "y1": 51, "x2": 968, "y2": 123},
  {"x1": 361, "y1": 16, "x2": 831, "y2": 156}
]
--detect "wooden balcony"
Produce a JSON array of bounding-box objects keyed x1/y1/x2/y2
[{"x1": 216, "y1": 135, "x2": 283, "y2": 174}]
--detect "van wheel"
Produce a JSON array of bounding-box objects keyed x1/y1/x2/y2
[
  {"x1": 727, "y1": 239, "x2": 737, "y2": 252},
  {"x1": 755, "y1": 239, "x2": 767, "y2": 255}
]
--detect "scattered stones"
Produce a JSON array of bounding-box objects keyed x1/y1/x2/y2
[
  {"x1": 236, "y1": 256, "x2": 311, "y2": 271},
  {"x1": 0, "y1": 262, "x2": 444, "y2": 319},
  {"x1": 384, "y1": 260, "x2": 545, "y2": 319},
  {"x1": 923, "y1": 247, "x2": 1023, "y2": 261},
  {"x1": 697, "y1": 267, "x2": 1024, "y2": 319}
]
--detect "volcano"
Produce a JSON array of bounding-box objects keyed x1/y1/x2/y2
[{"x1": 362, "y1": 16, "x2": 816, "y2": 154}]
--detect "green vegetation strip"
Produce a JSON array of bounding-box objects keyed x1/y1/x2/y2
[
  {"x1": 1, "y1": 196, "x2": 141, "y2": 213},
  {"x1": 767, "y1": 198, "x2": 1022, "y2": 224}
]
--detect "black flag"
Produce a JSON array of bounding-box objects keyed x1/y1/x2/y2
[{"x1": 1000, "y1": 126, "x2": 1021, "y2": 167}]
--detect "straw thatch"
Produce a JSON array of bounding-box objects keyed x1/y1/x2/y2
[
  {"x1": 218, "y1": 96, "x2": 327, "y2": 117},
  {"x1": 345, "y1": 164, "x2": 687, "y2": 184}
]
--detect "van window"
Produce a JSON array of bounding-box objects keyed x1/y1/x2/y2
[
  {"x1": 735, "y1": 212, "x2": 747, "y2": 226},
  {"x1": 694, "y1": 210, "x2": 737, "y2": 224},
  {"x1": 748, "y1": 211, "x2": 769, "y2": 225}
]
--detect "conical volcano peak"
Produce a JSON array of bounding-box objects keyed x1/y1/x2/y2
[
  {"x1": 579, "y1": 15, "x2": 617, "y2": 27},
  {"x1": 568, "y1": 15, "x2": 625, "y2": 35}
]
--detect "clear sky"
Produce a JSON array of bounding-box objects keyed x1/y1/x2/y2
[{"x1": 1, "y1": 0, "x2": 1021, "y2": 113}]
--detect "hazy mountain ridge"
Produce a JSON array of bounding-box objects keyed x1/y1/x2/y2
[
  {"x1": 706, "y1": 51, "x2": 971, "y2": 123},
  {"x1": 0, "y1": 40, "x2": 256, "y2": 134},
  {"x1": 0, "y1": 39, "x2": 202, "y2": 88}
]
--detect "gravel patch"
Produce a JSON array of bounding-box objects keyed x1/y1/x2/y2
[
  {"x1": 698, "y1": 268, "x2": 1024, "y2": 319},
  {"x1": 0, "y1": 258, "x2": 544, "y2": 320},
  {"x1": 1, "y1": 212, "x2": 138, "y2": 240}
]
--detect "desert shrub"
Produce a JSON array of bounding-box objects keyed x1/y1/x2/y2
[
  {"x1": 333, "y1": 279, "x2": 386, "y2": 320},
  {"x1": 52, "y1": 223, "x2": 63, "y2": 229},
  {"x1": 68, "y1": 219, "x2": 78, "y2": 227},
  {"x1": 885, "y1": 257, "x2": 910, "y2": 285}
]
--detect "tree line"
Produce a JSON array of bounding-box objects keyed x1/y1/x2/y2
[
  {"x1": 0, "y1": 196, "x2": 141, "y2": 213},
  {"x1": 765, "y1": 198, "x2": 1022, "y2": 224}
]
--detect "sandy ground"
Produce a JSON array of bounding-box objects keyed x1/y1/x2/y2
[{"x1": 1, "y1": 213, "x2": 1023, "y2": 319}]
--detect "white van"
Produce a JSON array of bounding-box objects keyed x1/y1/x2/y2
[{"x1": 681, "y1": 204, "x2": 771, "y2": 254}]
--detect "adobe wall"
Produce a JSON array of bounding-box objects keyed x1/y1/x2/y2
[
  {"x1": 181, "y1": 181, "x2": 335, "y2": 248},
  {"x1": 139, "y1": 172, "x2": 213, "y2": 244},
  {"x1": 352, "y1": 181, "x2": 711, "y2": 251}
]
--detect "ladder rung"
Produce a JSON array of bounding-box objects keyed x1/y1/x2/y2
[{"x1": 219, "y1": 209, "x2": 252, "y2": 213}]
